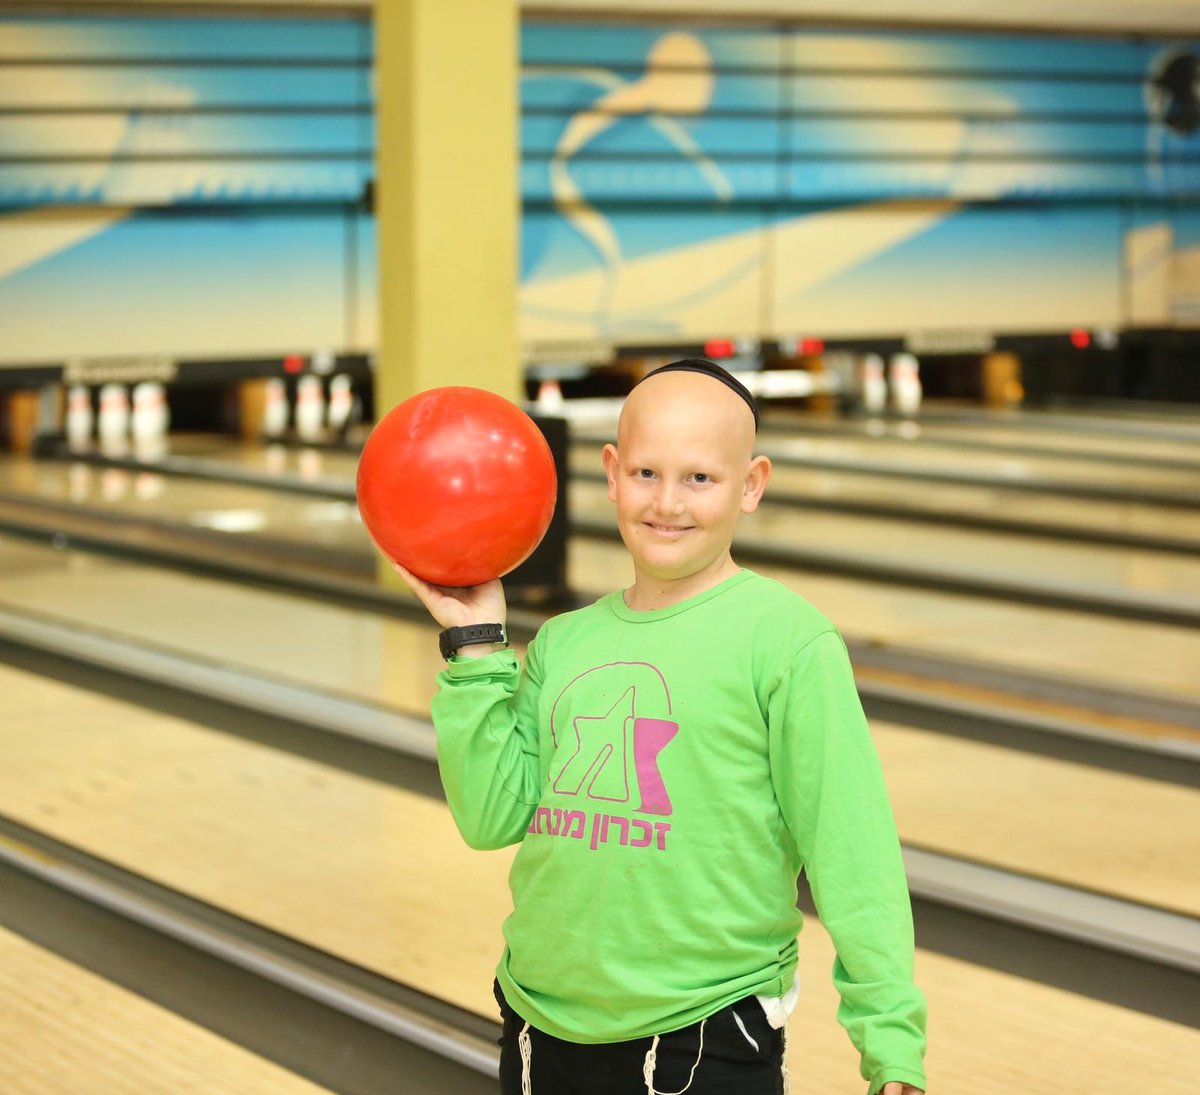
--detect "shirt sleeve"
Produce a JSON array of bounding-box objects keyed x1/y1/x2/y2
[
  {"x1": 767, "y1": 629, "x2": 927, "y2": 1095},
  {"x1": 429, "y1": 635, "x2": 545, "y2": 851}
]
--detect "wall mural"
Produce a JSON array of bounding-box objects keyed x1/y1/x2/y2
[{"x1": 0, "y1": 15, "x2": 1197, "y2": 365}]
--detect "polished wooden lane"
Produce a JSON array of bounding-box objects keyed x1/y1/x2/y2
[
  {"x1": 0, "y1": 660, "x2": 1194, "y2": 1093},
  {"x1": 568, "y1": 443, "x2": 1200, "y2": 548},
  {"x1": 3, "y1": 489, "x2": 1200, "y2": 715},
  {"x1": 0, "y1": 534, "x2": 1197, "y2": 911},
  {"x1": 577, "y1": 477, "x2": 1200, "y2": 600},
  {"x1": 0, "y1": 926, "x2": 332, "y2": 1095},
  {"x1": 878, "y1": 726, "x2": 1200, "y2": 916},
  {"x1": 0, "y1": 536, "x2": 446, "y2": 712},
  {"x1": 764, "y1": 413, "x2": 1200, "y2": 467},
  {"x1": 570, "y1": 537, "x2": 1200, "y2": 706}
]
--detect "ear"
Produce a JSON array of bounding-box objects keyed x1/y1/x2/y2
[
  {"x1": 739, "y1": 455, "x2": 771, "y2": 514},
  {"x1": 602, "y1": 443, "x2": 620, "y2": 503}
]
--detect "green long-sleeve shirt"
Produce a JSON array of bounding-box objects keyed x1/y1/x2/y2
[{"x1": 431, "y1": 569, "x2": 926, "y2": 1094}]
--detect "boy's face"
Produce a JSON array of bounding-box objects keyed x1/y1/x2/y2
[{"x1": 602, "y1": 372, "x2": 770, "y2": 591}]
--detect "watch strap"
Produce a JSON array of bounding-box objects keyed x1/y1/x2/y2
[{"x1": 439, "y1": 623, "x2": 507, "y2": 660}]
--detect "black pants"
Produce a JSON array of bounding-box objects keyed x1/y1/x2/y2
[{"x1": 494, "y1": 981, "x2": 786, "y2": 1095}]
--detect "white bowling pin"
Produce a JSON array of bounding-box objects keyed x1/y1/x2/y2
[
  {"x1": 97, "y1": 384, "x2": 130, "y2": 453},
  {"x1": 131, "y1": 382, "x2": 169, "y2": 452},
  {"x1": 263, "y1": 378, "x2": 289, "y2": 439},
  {"x1": 535, "y1": 378, "x2": 565, "y2": 413},
  {"x1": 327, "y1": 374, "x2": 354, "y2": 433},
  {"x1": 295, "y1": 375, "x2": 326, "y2": 442},
  {"x1": 65, "y1": 386, "x2": 93, "y2": 450},
  {"x1": 860, "y1": 354, "x2": 887, "y2": 416},
  {"x1": 889, "y1": 353, "x2": 923, "y2": 417}
]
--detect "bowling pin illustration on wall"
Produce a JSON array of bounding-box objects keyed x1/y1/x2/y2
[{"x1": 546, "y1": 32, "x2": 732, "y2": 327}]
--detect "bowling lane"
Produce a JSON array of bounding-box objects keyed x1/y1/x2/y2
[
  {"x1": 570, "y1": 479, "x2": 1200, "y2": 602},
  {"x1": 0, "y1": 661, "x2": 1193, "y2": 1093},
  {"x1": 575, "y1": 428, "x2": 1200, "y2": 500},
  {"x1": 18, "y1": 446, "x2": 1200, "y2": 604},
  {"x1": 0, "y1": 536, "x2": 442, "y2": 715},
  {"x1": 71, "y1": 432, "x2": 1200, "y2": 547},
  {"x1": 0, "y1": 927, "x2": 332, "y2": 1095},
  {"x1": 0, "y1": 535, "x2": 1197, "y2": 913},
  {"x1": 0, "y1": 457, "x2": 364, "y2": 559},
  {"x1": 916, "y1": 403, "x2": 1200, "y2": 443},
  {"x1": 3, "y1": 468, "x2": 1200, "y2": 712},
  {"x1": 570, "y1": 536, "x2": 1200, "y2": 706},
  {"x1": 757, "y1": 460, "x2": 1200, "y2": 545},
  {"x1": 878, "y1": 725, "x2": 1200, "y2": 917},
  {"x1": 763, "y1": 413, "x2": 1200, "y2": 468}
]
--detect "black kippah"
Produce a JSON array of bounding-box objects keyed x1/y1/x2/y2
[{"x1": 637, "y1": 358, "x2": 760, "y2": 431}]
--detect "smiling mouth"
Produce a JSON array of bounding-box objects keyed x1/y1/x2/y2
[{"x1": 644, "y1": 522, "x2": 693, "y2": 534}]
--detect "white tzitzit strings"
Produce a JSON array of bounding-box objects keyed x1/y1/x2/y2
[
  {"x1": 643, "y1": 1018, "x2": 707, "y2": 1095},
  {"x1": 518, "y1": 1021, "x2": 532, "y2": 1095}
]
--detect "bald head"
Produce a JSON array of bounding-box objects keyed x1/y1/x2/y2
[{"x1": 618, "y1": 369, "x2": 758, "y2": 466}]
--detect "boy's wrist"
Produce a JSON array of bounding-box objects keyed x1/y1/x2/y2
[
  {"x1": 439, "y1": 622, "x2": 508, "y2": 660},
  {"x1": 454, "y1": 642, "x2": 508, "y2": 660}
]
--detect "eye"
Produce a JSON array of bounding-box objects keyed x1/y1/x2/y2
[
  {"x1": 636, "y1": 468, "x2": 655, "y2": 479},
  {"x1": 690, "y1": 473, "x2": 710, "y2": 484}
]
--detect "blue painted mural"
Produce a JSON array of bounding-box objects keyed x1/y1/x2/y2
[{"x1": 1, "y1": 13, "x2": 1198, "y2": 364}]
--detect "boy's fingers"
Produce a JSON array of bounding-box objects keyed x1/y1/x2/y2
[{"x1": 393, "y1": 562, "x2": 435, "y2": 598}]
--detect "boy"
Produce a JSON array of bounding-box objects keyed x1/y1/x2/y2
[{"x1": 397, "y1": 360, "x2": 927, "y2": 1094}]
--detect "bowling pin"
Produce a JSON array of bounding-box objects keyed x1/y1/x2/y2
[
  {"x1": 860, "y1": 354, "x2": 887, "y2": 416},
  {"x1": 295, "y1": 375, "x2": 326, "y2": 442},
  {"x1": 263, "y1": 378, "x2": 289, "y2": 439},
  {"x1": 96, "y1": 384, "x2": 130, "y2": 454},
  {"x1": 65, "y1": 386, "x2": 93, "y2": 450},
  {"x1": 536, "y1": 378, "x2": 565, "y2": 414},
  {"x1": 327, "y1": 374, "x2": 354, "y2": 435},
  {"x1": 889, "y1": 353, "x2": 923, "y2": 418},
  {"x1": 131, "y1": 382, "x2": 169, "y2": 458}
]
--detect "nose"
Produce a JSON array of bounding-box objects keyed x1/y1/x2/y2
[{"x1": 653, "y1": 481, "x2": 684, "y2": 516}]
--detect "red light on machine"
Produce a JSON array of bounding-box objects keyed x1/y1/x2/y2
[
  {"x1": 704, "y1": 338, "x2": 736, "y2": 359},
  {"x1": 283, "y1": 354, "x2": 306, "y2": 374},
  {"x1": 799, "y1": 338, "x2": 825, "y2": 355},
  {"x1": 1069, "y1": 329, "x2": 1091, "y2": 349}
]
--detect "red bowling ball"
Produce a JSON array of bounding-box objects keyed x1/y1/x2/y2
[{"x1": 356, "y1": 386, "x2": 557, "y2": 587}]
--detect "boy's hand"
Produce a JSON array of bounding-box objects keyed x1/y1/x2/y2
[
  {"x1": 878, "y1": 1084, "x2": 924, "y2": 1094},
  {"x1": 393, "y1": 563, "x2": 507, "y2": 632}
]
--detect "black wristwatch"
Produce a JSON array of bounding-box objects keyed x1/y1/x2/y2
[{"x1": 439, "y1": 623, "x2": 507, "y2": 660}]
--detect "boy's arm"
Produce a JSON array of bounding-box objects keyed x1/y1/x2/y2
[
  {"x1": 768, "y1": 630, "x2": 927, "y2": 1095},
  {"x1": 432, "y1": 641, "x2": 543, "y2": 850},
  {"x1": 395, "y1": 565, "x2": 542, "y2": 850}
]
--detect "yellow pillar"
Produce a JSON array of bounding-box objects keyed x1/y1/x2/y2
[{"x1": 375, "y1": 0, "x2": 520, "y2": 410}]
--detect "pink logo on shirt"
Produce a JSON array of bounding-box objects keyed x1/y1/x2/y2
[{"x1": 548, "y1": 663, "x2": 678, "y2": 816}]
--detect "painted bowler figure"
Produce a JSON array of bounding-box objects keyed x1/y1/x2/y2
[{"x1": 398, "y1": 360, "x2": 927, "y2": 1095}]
